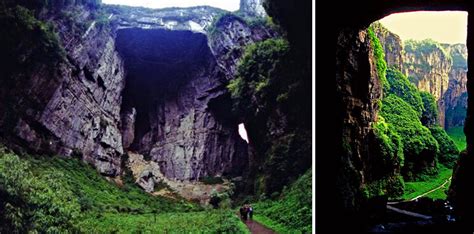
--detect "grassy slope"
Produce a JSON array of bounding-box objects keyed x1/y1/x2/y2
[
  {"x1": 446, "y1": 126, "x2": 466, "y2": 151},
  {"x1": 0, "y1": 150, "x2": 248, "y2": 233},
  {"x1": 400, "y1": 165, "x2": 453, "y2": 200},
  {"x1": 252, "y1": 170, "x2": 312, "y2": 233},
  {"x1": 80, "y1": 211, "x2": 250, "y2": 233}
]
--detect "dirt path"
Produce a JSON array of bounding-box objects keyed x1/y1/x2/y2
[{"x1": 243, "y1": 219, "x2": 276, "y2": 234}]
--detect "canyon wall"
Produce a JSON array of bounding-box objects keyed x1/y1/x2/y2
[
  {"x1": 374, "y1": 23, "x2": 467, "y2": 129},
  {"x1": 0, "y1": 1, "x2": 273, "y2": 181}
]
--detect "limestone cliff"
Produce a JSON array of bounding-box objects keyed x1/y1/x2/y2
[
  {"x1": 374, "y1": 23, "x2": 467, "y2": 129},
  {"x1": 443, "y1": 44, "x2": 468, "y2": 129},
  {"x1": 403, "y1": 39, "x2": 452, "y2": 126},
  {"x1": 336, "y1": 27, "x2": 385, "y2": 218},
  {"x1": 373, "y1": 22, "x2": 404, "y2": 70},
  {"x1": 0, "y1": 0, "x2": 272, "y2": 185}
]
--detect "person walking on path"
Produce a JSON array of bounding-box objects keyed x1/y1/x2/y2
[
  {"x1": 248, "y1": 204, "x2": 253, "y2": 220},
  {"x1": 240, "y1": 205, "x2": 248, "y2": 221}
]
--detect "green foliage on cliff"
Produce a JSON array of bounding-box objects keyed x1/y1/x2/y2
[
  {"x1": 420, "y1": 91, "x2": 438, "y2": 126},
  {"x1": 405, "y1": 39, "x2": 452, "y2": 62},
  {"x1": 380, "y1": 94, "x2": 439, "y2": 181},
  {"x1": 429, "y1": 126, "x2": 459, "y2": 168},
  {"x1": 253, "y1": 170, "x2": 312, "y2": 233},
  {"x1": 385, "y1": 67, "x2": 424, "y2": 117},
  {"x1": 363, "y1": 175, "x2": 405, "y2": 199},
  {"x1": 368, "y1": 26, "x2": 389, "y2": 90},
  {"x1": 0, "y1": 5, "x2": 65, "y2": 69},
  {"x1": 404, "y1": 39, "x2": 452, "y2": 76},
  {"x1": 228, "y1": 37, "x2": 311, "y2": 196},
  {"x1": 373, "y1": 116, "x2": 404, "y2": 168},
  {"x1": 228, "y1": 38, "x2": 289, "y2": 115}
]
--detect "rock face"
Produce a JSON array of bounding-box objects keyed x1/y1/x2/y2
[
  {"x1": 335, "y1": 27, "x2": 383, "y2": 221},
  {"x1": 0, "y1": 2, "x2": 272, "y2": 181},
  {"x1": 239, "y1": 0, "x2": 267, "y2": 17},
  {"x1": 403, "y1": 39, "x2": 452, "y2": 126},
  {"x1": 0, "y1": 5, "x2": 125, "y2": 176},
  {"x1": 373, "y1": 22, "x2": 404, "y2": 70},
  {"x1": 375, "y1": 24, "x2": 468, "y2": 129},
  {"x1": 116, "y1": 28, "x2": 249, "y2": 181},
  {"x1": 443, "y1": 44, "x2": 468, "y2": 129}
]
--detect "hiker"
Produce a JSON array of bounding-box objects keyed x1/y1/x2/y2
[
  {"x1": 248, "y1": 204, "x2": 253, "y2": 220},
  {"x1": 240, "y1": 205, "x2": 248, "y2": 221}
]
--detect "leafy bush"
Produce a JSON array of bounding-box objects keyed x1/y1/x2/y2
[
  {"x1": 429, "y1": 126, "x2": 459, "y2": 168},
  {"x1": 0, "y1": 148, "x2": 81, "y2": 232},
  {"x1": 380, "y1": 94, "x2": 439, "y2": 181},
  {"x1": 372, "y1": 116, "x2": 404, "y2": 167},
  {"x1": 385, "y1": 67, "x2": 424, "y2": 117},
  {"x1": 420, "y1": 91, "x2": 438, "y2": 126}
]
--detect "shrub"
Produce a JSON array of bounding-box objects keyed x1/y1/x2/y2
[
  {"x1": 429, "y1": 126, "x2": 459, "y2": 168},
  {"x1": 380, "y1": 94, "x2": 439, "y2": 181},
  {"x1": 385, "y1": 67, "x2": 424, "y2": 117},
  {"x1": 0, "y1": 148, "x2": 81, "y2": 232},
  {"x1": 420, "y1": 91, "x2": 438, "y2": 126}
]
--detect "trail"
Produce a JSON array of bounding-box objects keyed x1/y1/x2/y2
[
  {"x1": 236, "y1": 213, "x2": 276, "y2": 234},
  {"x1": 385, "y1": 177, "x2": 452, "y2": 219},
  {"x1": 243, "y1": 219, "x2": 276, "y2": 234},
  {"x1": 387, "y1": 176, "x2": 452, "y2": 205}
]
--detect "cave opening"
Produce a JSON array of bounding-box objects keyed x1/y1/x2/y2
[
  {"x1": 363, "y1": 10, "x2": 467, "y2": 229},
  {"x1": 115, "y1": 27, "x2": 248, "y2": 180}
]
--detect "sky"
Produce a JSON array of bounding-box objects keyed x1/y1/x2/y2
[
  {"x1": 238, "y1": 123, "x2": 249, "y2": 143},
  {"x1": 379, "y1": 11, "x2": 468, "y2": 44},
  {"x1": 102, "y1": 0, "x2": 240, "y2": 11}
]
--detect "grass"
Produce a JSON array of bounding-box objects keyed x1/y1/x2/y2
[
  {"x1": 446, "y1": 126, "x2": 466, "y2": 151},
  {"x1": 79, "y1": 210, "x2": 250, "y2": 233},
  {"x1": 399, "y1": 165, "x2": 453, "y2": 201},
  {"x1": 252, "y1": 170, "x2": 312, "y2": 233},
  {"x1": 0, "y1": 147, "x2": 251, "y2": 232}
]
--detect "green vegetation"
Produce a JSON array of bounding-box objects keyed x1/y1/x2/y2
[
  {"x1": 0, "y1": 5, "x2": 65, "y2": 68},
  {"x1": 0, "y1": 148, "x2": 80, "y2": 232},
  {"x1": 363, "y1": 175, "x2": 405, "y2": 199},
  {"x1": 385, "y1": 67, "x2": 424, "y2": 117},
  {"x1": 380, "y1": 94, "x2": 439, "y2": 180},
  {"x1": 429, "y1": 126, "x2": 459, "y2": 168},
  {"x1": 368, "y1": 26, "x2": 389, "y2": 89},
  {"x1": 252, "y1": 170, "x2": 312, "y2": 233},
  {"x1": 372, "y1": 116, "x2": 404, "y2": 168},
  {"x1": 404, "y1": 39, "x2": 452, "y2": 63},
  {"x1": 420, "y1": 91, "x2": 438, "y2": 126},
  {"x1": 401, "y1": 165, "x2": 452, "y2": 200},
  {"x1": 79, "y1": 210, "x2": 250, "y2": 233},
  {"x1": 446, "y1": 126, "x2": 467, "y2": 151},
  {"x1": 0, "y1": 146, "x2": 251, "y2": 232},
  {"x1": 228, "y1": 38, "x2": 289, "y2": 117}
]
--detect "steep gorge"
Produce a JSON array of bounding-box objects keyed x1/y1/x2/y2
[{"x1": 373, "y1": 23, "x2": 467, "y2": 129}]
